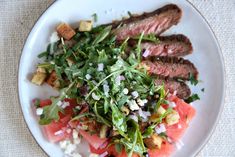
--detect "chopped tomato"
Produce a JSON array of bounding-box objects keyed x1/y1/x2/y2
[
  {"x1": 79, "y1": 130, "x2": 107, "y2": 149},
  {"x1": 148, "y1": 142, "x2": 174, "y2": 157},
  {"x1": 166, "y1": 95, "x2": 196, "y2": 142},
  {"x1": 43, "y1": 115, "x2": 71, "y2": 143}
]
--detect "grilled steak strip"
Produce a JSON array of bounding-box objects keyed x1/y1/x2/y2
[
  {"x1": 155, "y1": 78, "x2": 191, "y2": 99},
  {"x1": 141, "y1": 57, "x2": 198, "y2": 80},
  {"x1": 112, "y1": 4, "x2": 182, "y2": 41},
  {"x1": 128, "y1": 34, "x2": 193, "y2": 57}
]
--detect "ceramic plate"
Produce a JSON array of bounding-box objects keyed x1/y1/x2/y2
[{"x1": 18, "y1": 0, "x2": 225, "y2": 156}]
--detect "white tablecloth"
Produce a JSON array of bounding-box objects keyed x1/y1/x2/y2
[{"x1": 0, "y1": 0, "x2": 234, "y2": 156}]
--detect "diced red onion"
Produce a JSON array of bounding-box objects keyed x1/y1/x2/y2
[{"x1": 142, "y1": 49, "x2": 150, "y2": 58}]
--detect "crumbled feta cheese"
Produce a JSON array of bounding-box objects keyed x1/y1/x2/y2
[
  {"x1": 97, "y1": 63, "x2": 104, "y2": 71},
  {"x1": 61, "y1": 101, "x2": 70, "y2": 109},
  {"x1": 131, "y1": 91, "x2": 139, "y2": 99},
  {"x1": 129, "y1": 114, "x2": 138, "y2": 122},
  {"x1": 54, "y1": 130, "x2": 63, "y2": 136},
  {"x1": 115, "y1": 75, "x2": 125, "y2": 85},
  {"x1": 92, "y1": 93, "x2": 100, "y2": 100},
  {"x1": 72, "y1": 129, "x2": 79, "y2": 139},
  {"x1": 128, "y1": 100, "x2": 139, "y2": 111},
  {"x1": 57, "y1": 101, "x2": 63, "y2": 107},
  {"x1": 155, "y1": 124, "x2": 166, "y2": 134},
  {"x1": 50, "y1": 32, "x2": 60, "y2": 43},
  {"x1": 137, "y1": 98, "x2": 148, "y2": 106},
  {"x1": 123, "y1": 88, "x2": 129, "y2": 95},
  {"x1": 175, "y1": 140, "x2": 184, "y2": 150},
  {"x1": 36, "y1": 108, "x2": 43, "y2": 115},
  {"x1": 89, "y1": 63, "x2": 93, "y2": 66},
  {"x1": 85, "y1": 74, "x2": 92, "y2": 80},
  {"x1": 168, "y1": 101, "x2": 176, "y2": 108},
  {"x1": 64, "y1": 143, "x2": 77, "y2": 155},
  {"x1": 138, "y1": 108, "x2": 151, "y2": 122},
  {"x1": 89, "y1": 153, "x2": 99, "y2": 157}
]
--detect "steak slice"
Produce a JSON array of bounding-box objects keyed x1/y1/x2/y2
[
  {"x1": 141, "y1": 35, "x2": 193, "y2": 57},
  {"x1": 112, "y1": 4, "x2": 182, "y2": 40},
  {"x1": 141, "y1": 57, "x2": 198, "y2": 80},
  {"x1": 155, "y1": 78, "x2": 191, "y2": 99}
]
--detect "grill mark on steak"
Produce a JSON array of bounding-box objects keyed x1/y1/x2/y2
[
  {"x1": 111, "y1": 4, "x2": 182, "y2": 41},
  {"x1": 142, "y1": 57, "x2": 198, "y2": 80},
  {"x1": 142, "y1": 34, "x2": 193, "y2": 57},
  {"x1": 128, "y1": 34, "x2": 193, "y2": 57},
  {"x1": 155, "y1": 78, "x2": 191, "y2": 99}
]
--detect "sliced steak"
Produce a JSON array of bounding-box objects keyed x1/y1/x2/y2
[
  {"x1": 141, "y1": 57, "x2": 198, "y2": 80},
  {"x1": 155, "y1": 78, "x2": 191, "y2": 99},
  {"x1": 112, "y1": 4, "x2": 182, "y2": 40},
  {"x1": 141, "y1": 35, "x2": 193, "y2": 57}
]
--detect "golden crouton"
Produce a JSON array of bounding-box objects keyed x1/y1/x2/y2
[
  {"x1": 31, "y1": 72, "x2": 47, "y2": 85},
  {"x1": 157, "y1": 106, "x2": 166, "y2": 115},
  {"x1": 144, "y1": 134, "x2": 163, "y2": 149},
  {"x1": 79, "y1": 20, "x2": 93, "y2": 32},
  {"x1": 56, "y1": 23, "x2": 76, "y2": 40},
  {"x1": 46, "y1": 71, "x2": 59, "y2": 88}
]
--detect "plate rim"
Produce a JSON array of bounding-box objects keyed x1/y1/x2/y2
[{"x1": 17, "y1": 0, "x2": 226, "y2": 156}]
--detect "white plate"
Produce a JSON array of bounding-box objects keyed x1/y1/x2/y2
[{"x1": 18, "y1": 0, "x2": 225, "y2": 156}]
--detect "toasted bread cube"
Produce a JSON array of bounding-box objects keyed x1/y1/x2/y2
[
  {"x1": 36, "y1": 67, "x2": 46, "y2": 73},
  {"x1": 56, "y1": 23, "x2": 76, "y2": 40},
  {"x1": 46, "y1": 71, "x2": 58, "y2": 88},
  {"x1": 144, "y1": 134, "x2": 163, "y2": 149},
  {"x1": 166, "y1": 110, "x2": 180, "y2": 126},
  {"x1": 157, "y1": 106, "x2": 166, "y2": 115},
  {"x1": 31, "y1": 72, "x2": 47, "y2": 85},
  {"x1": 79, "y1": 20, "x2": 93, "y2": 32}
]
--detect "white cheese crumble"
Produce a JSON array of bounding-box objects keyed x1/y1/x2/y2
[
  {"x1": 85, "y1": 74, "x2": 92, "y2": 80},
  {"x1": 115, "y1": 75, "x2": 125, "y2": 85},
  {"x1": 138, "y1": 108, "x2": 151, "y2": 122},
  {"x1": 61, "y1": 101, "x2": 70, "y2": 109},
  {"x1": 59, "y1": 140, "x2": 70, "y2": 149},
  {"x1": 54, "y1": 130, "x2": 63, "y2": 136},
  {"x1": 155, "y1": 124, "x2": 166, "y2": 134},
  {"x1": 128, "y1": 100, "x2": 139, "y2": 111},
  {"x1": 92, "y1": 93, "x2": 100, "y2": 101},
  {"x1": 36, "y1": 108, "x2": 43, "y2": 115},
  {"x1": 73, "y1": 138, "x2": 81, "y2": 145},
  {"x1": 137, "y1": 98, "x2": 148, "y2": 106},
  {"x1": 123, "y1": 88, "x2": 129, "y2": 95},
  {"x1": 129, "y1": 114, "x2": 138, "y2": 122},
  {"x1": 57, "y1": 101, "x2": 63, "y2": 107},
  {"x1": 97, "y1": 63, "x2": 104, "y2": 71},
  {"x1": 131, "y1": 91, "x2": 139, "y2": 99},
  {"x1": 64, "y1": 143, "x2": 77, "y2": 155},
  {"x1": 89, "y1": 63, "x2": 93, "y2": 66}
]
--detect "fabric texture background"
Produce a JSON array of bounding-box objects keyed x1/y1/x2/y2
[{"x1": 0, "y1": 0, "x2": 234, "y2": 156}]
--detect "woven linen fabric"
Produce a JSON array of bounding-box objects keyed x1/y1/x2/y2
[{"x1": 0, "y1": 0, "x2": 234, "y2": 157}]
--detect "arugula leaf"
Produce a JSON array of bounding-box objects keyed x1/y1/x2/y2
[
  {"x1": 92, "y1": 26, "x2": 112, "y2": 45},
  {"x1": 189, "y1": 73, "x2": 198, "y2": 86},
  {"x1": 185, "y1": 94, "x2": 200, "y2": 103},
  {"x1": 132, "y1": 33, "x2": 160, "y2": 43},
  {"x1": 39, "y1": 82, "x2": 75, "y2": 125},
  {"x1": 136, "y1": 32, "x2": 144, "y2": 63},
  {"x1": 154, "y1": 85, "x2": 167, "y2": 112},
  {"x1": 110, "y1": 100, "x2": 127, "y2": 138}
]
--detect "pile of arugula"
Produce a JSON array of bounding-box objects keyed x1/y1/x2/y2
[{"x1": 35, "y1": 25, "x2": 196, "y2": 157}]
